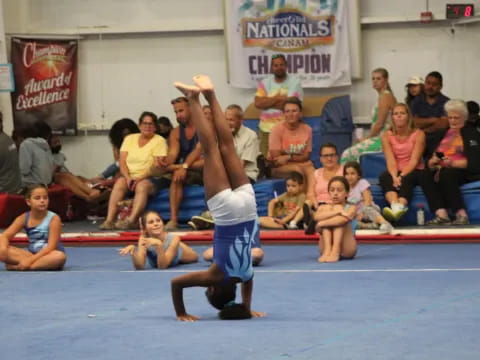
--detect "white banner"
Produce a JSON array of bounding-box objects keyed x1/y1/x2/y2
[{"x1": 225, "y1": 0, "x2": 352, "y2": 88}]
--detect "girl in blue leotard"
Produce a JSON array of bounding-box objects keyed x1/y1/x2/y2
[
  {"x1": 171, "y1": 75, "x2": 266, "y2": 322},
  {"x1": 0, "y1": 184, "x2": 66, "y2": 271},
  {"x1": 314, "y1": 176, "x2": 358, "y2": 263},
  {"x1": 118, "y1": 210, "x2": 198, "y2": 269}
]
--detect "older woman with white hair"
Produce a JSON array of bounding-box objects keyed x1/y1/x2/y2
[{"x1": 419, "y1": 99, "x2": 480, "y2": 225}]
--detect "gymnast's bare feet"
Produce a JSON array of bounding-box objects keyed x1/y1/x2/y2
[
  {"x1": 192, "y1": 75, "x2": 214, "y2": 95},
  {"x1": 326, "y1": 252, "x2": 340, "y2": 263},
  {"x1": 174, "y1": 82, "x2": 200, "y2": 99},
  {"x1": 318, "y1": 253, "x2": 328, "y2": 263}
]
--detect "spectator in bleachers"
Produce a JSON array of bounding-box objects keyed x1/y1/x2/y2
[
  {"x1": 227, "y1": 104, "x2": 259, "y2": 183},
  {"x1": 159, "y1": 97, "x2": 204, "y2": 230},
  {"x1": 18, "y1": 120, "x2": 55, "y2": 187},
  {"x1": 11, "y1": 128, "x2": 24, "y2": 149},
  {"x1": 379, "y1": 103, "x2": 425, "y2": 222},
  {"x1": 259, "y1": 171, "x2": 305, "y2": 230},
  {"x1": 90, "y1": 118, "x2": 140, "y2": 186},
  {"x1": 411, "y1": 71, "x2": 449, "y2": 133},
  {"x1": 268, "y1": 98, "x2": 315, "y2": 202},
  {"x1": 202, "y1": 105, "x2": 213, "y2": 122},
  {"x1": 341, "y1": 68, "x2": 396, "y2": 163},
  {"x1": 49, "y1": 135, "x2": 106, "y2": 202},
  {"x1": 254, "y1": 54, "x2": 303, "y2": 157},
  {"x1": 405, "y1": 76, "x2": 424, "y2": 109},
  {"x1": 302, "y1": 143, "x2": 343, "y2": 234},
  {"x1": 466, "y1": 101, "x2": 479, "y2": 129},
  {"x1": 343, "y1": 161, "x2": 393, "y2": 233},
  {"x1": 99, "y1": 112, "x2": 168, "y2": 230},
  {"x1": 156, "y1": 116, "x2": 173, "y2": 140},
  {"x1": 419, "y1": 99, "x2": 480, "y2": 225},
  {"x1": 0, "y1": 111, "x2": 22, "y2": 194}
]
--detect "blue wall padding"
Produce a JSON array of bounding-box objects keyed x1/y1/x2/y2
[{"x1": 147, "y1": 179, "x2": 286, "y2": 222}]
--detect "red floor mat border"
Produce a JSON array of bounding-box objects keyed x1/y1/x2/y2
[{"x1": 10, "y1": 230, "x2": 480, "y2": 246}]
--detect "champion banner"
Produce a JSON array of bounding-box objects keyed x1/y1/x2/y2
[
  {"x1": 11, "y1": 38, "x2": 78, "y2": 135},
  {"x1": 225, "y1": 0, "x2": 351, "y2": 88}
]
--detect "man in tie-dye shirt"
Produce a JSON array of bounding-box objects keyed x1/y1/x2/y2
[{"x1": 254, "y1": 54, "x2": 303, "y2": 157}]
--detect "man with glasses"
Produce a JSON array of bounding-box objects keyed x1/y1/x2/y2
[
  {"x1": 158, "y1": 97, "x2": 204, "y2": 230},
  {"x1": 254, "y1": 54, "x2": 303, "y2": 158},
  {"x1": 0, "y1": 111, "x2": 22, "y2": 194}
]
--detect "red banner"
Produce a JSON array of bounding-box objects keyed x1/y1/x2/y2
[{"x1": 11, "y1": 38, "x2": 78, "y2": 135}]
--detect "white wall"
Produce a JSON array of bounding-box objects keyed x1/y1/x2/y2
[{"x1": 2, "y1": 0, "x2": 480, "y2": 176}]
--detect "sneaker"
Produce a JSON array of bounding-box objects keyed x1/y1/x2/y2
[
  {"x1": 393, "y1": 207, "x2": 408, "y2": 221},
  {"x1": 190, "y1": 211, "x2": 214, "y2": 230},
  {"x1": 194, "y1": 210, "x2": 214, "y2": 224},
  {"x1": 187, "y1": 220, "x2": 198, "y2": 230},
  {"x1": 379, "y1": 222, "x2": 394, "y2": 234},
  {"x1": 189, "y1": 217, "x2": 214, "y2": 230},
  {"x1": 287, "y1": 221, "x2": 298, "y2": 230},
  {"x1": 382, "y1": 207, "x2": 396, "y2": 222},
  {"x1": 383, "y1": 206, "x2": 408, "y2": 222},
  {"x1": 452, "y1": 215, "x2": 469, "y2": 225},
  {"x1": 426, "y1": 216, "x2": 451, "y2": 226}
]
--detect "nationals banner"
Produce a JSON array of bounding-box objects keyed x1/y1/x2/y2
[
  {"x1": 225, "y1": 0, "x2": 351, "y2": 88},
  {"x1": 11, "y1": 38, "x2": 78, "y2": 135}
]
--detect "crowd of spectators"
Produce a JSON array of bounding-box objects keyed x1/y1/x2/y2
[{"x1": 1, "y1": 54, "x2": 480, "y2": 231}]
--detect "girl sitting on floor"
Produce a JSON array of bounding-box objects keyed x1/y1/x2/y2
[
  {"x1": 344, "y1": 161, "x2": 393, "y2": 233},
  {"x1": 118, "y1": 210, "x2": 198, "y2": 269},
  {"x1": 0, "y1": 184, "x2": 67, "y2": 271},
  {"x1": 314, "y1": 176, "x2": 357, "y2": 263}
]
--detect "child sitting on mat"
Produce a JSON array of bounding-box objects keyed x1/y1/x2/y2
[
  {"x1": 314, "y1": 176, "x2": 357, "y2": 263},
  {"x1": 343, "y1": 161, "x2": 393, "y2": 234},
  {"x1": 259, "y1": 171, "x2": 306, "y2": 230},
  {"x1": 118, "y1": 210, "x2": 198, "y2": 269},
  {"x1": 0, "y1": 184, "x2": 67, "y2": 271}
]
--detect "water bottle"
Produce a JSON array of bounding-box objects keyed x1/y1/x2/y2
[{"x1": 416, "y1": 203, "x2": 425, "y2": 225}]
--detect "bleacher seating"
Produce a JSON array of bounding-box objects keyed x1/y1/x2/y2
[
  {"x1": 146, "y1": 179, "x2": 286, "y2": 222},
  {"x1": 147, "y1": 95, "x2": 354, "y2": 222}
]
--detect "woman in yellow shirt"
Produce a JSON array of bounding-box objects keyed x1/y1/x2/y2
[{"x1": 100, "y1": 112, "x2": 168, "y2": 230}]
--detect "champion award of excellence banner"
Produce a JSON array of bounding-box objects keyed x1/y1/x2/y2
[
  {"x1": 225, "y1": 0, "x2": 351, "y2": 88},
  {"x1": 11, "y1": 38, "x2": 78, "y2": 135}
]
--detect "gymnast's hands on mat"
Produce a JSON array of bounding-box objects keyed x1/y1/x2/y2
[
  {"x1": 250, "y1": 310, "x2": 267, "y2": 318},
  {"x1": 118, "y1": 245, "x2": 135, "y2": 256}
]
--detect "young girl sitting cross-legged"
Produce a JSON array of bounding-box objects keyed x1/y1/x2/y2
[{"x1": 0, "y1": 184, "x2": 67, "y2": 271}]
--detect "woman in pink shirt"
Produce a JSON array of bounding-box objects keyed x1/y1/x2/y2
[
  {"x1": 379, "y1": 103, "x2": 425, "y2": 221},
  {"x1": 302, "y1": 143, "x2": 343, "y2": 234},
  {"x1": 268, "y1": 98, "x2": 316, "y2": 202}
]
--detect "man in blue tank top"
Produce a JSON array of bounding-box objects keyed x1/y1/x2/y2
[{"x1": 157, "y1": 97, "x2": 204, "y2": 230}]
